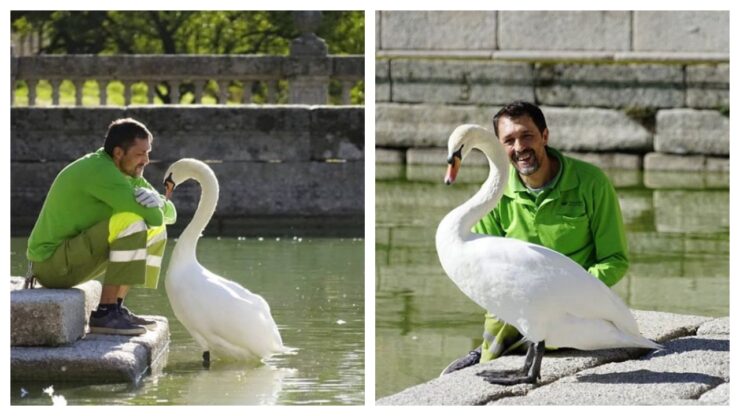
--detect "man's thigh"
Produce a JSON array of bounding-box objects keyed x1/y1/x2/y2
[{"x1": 34, "y1": 219, "x2": 109, "y2": 288}]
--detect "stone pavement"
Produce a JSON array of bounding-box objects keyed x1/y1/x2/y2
[{"x1": 377, "y1": 310, "x2": 728, "y2": 405}]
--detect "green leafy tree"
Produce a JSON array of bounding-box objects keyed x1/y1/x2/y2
[{"x1": 11, "y1": 11, "x2": 364, "y2": 104}]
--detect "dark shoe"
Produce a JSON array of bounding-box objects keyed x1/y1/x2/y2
[
  {"x1": 89, "y1": 309, "x2": 146, "y2": 336},
  {"x1": 119, "y1": 306, "x2": 157, "y2": 330},
  {"x1": 440, "y1": 347, "x2": 482, "y2": 376}
]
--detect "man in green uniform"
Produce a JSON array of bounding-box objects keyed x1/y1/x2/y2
[
  {"x1": 442, "y1": 101, "x2": 629, "y2": 374},
  {"x1": 26, "y1": 118, "x2": 176, "y2": 336}
]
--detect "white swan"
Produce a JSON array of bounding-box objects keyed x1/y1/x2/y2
[
  {"x1": 163, "y1": 158, "x2": 292, "y2": 364},
  {"x1": 436, "y1": 125, "x2": 661, "y2": 384}
]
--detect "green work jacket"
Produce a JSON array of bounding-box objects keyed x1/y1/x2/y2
[
  {"x1": 27, "y1": 148, "x2": 177, "y2": 262},
  {"x1": 474, "y1": 147, "x2": 629, "y2": 287}
]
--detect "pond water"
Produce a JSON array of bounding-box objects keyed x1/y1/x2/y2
[
  {"x1": 375, "y1": 163, "x2": 729, "y2": 400},
  {"x1": 10, "y1": 236, "x2": 364, "y2": 405}
]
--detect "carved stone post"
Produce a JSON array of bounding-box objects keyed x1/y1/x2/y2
[{"x1": 289, "y1": 11, "x2": 330, "y2": 104}]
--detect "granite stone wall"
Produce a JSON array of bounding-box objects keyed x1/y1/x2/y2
[
  {"x1": 11, "y1": 105, "x2": 364, "y2": 236},
  {"x1": 376, "y1": 11, "x2": 730, "y2": 172}
]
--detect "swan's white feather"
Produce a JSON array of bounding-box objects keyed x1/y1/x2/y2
[
  {"x1": 164, "y1": 158, "x2": 291, "y2": 362},
  {"x1": 436, "y1": 125, "x2": 661, "y2": 351}
]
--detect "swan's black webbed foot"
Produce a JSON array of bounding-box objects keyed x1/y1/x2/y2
[
  {"x1": 202, "y1": 351, "x2": 211, "y2": 369},
  {"x1": 476, "y1": 340, "x2": 545, "y2": 385}
]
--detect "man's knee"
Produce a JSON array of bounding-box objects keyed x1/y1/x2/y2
[{"x1": 109, "y1": 212, "x2": 148, "y2": 243}]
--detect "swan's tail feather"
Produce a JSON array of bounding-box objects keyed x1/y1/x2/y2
[{"x1": 546, "y1": 315, "x2": 663, "y2": 351}]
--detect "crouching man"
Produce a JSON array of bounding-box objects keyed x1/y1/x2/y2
[{"x1": 26, "y1": 118, "x2": 176, "y2": 335}]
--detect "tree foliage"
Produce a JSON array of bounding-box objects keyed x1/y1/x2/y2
[
  {"x1": 11, "y1": 11, "x2": 364, "y2": 55},
  {"x1": 11, "y1": 11, "x2": 364, "y2": 104}
]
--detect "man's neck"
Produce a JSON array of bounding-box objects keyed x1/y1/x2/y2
[{"x1": 519, "y1": 152, "x2": 559, "y2": 189}]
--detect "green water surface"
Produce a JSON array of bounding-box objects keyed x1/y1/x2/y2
[
  {"x1": 375, "y1": 164, "x2": 729, "y2": 400},
  {"x1": 11, "y1": 236, "x2": 364, "y2": 405}
]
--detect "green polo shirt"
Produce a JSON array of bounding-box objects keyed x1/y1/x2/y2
[
  {"x1": 27, "y1": 148, "x2": 177, "y2": 263},
  {"x1": 473, "y1": 147, "x2": 628, "y2": 287}
]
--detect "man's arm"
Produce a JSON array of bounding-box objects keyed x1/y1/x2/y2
[
  {"x1": 587, "y1": 174, "x2": 629, "y2": 287},
  {"x1": 133, "y1": 177, "x2": 177, "y2": 225},
  {"x1": 89, "y1": 173, "x2": 164, "y2": 226}
]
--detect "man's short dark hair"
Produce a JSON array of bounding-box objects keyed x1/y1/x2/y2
[
  {"x1": 103, "y1": 118, "x2": 152, "y2": 156},
  {"x1": 492, "y1": 101, "x2": 548, "y2": 138}
]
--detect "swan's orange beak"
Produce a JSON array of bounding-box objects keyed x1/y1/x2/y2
[{"x1": 445, "y1": 156, "x2": 461, "y2": 185}]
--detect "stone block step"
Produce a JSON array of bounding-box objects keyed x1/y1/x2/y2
[
  {"x1": 11, "y1": 317, "x2": 170, "y2": 384},
  {"x1": 10, "y1": 276, "x2": 101, "y2": 346}
]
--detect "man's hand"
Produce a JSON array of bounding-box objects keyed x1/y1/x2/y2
[{"x1": 134, "y1": 187, "x2": 164, "y2": 209}]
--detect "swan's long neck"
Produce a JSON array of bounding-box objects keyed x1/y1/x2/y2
[
  {"x1": 441, "y1": 135, "x2": 510, "y2": 243},
  {"x1": 175, "y1": 164, "x2": 219, "y2": 260}
]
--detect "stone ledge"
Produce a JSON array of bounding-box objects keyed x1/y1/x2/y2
[
  {"x1": 11, "y1": 277, "x2": 101, "y2": 346},
  {"x1": 376, "y1": 50, "x2": 729, "y2": 64},
  {"x1": 377, "y1": 310, "x2": 717, "y2": 405},
  {"x1": 492, "y1": 334, "x2": 728, "y2": 405},
  {"x1": 11, "y1": 317, "x2": 170, "y2": 384}
]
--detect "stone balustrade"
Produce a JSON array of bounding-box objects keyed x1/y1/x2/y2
[
  {"x1": 11, "y1": 12, "x2": 363, "y2": 106},
  {"x1": 11, "y1": 54, "x2": 363, "y2": 106}
]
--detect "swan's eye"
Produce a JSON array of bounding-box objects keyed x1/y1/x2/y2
[
  {"x1": 164, "y1": 172, "x2": 175, "y2": 188},
  {"x1": 447, "y1": 145, "x2": 464, "y2": 164}
]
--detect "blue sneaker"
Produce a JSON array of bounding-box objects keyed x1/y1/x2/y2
[{"x1": 89, "y1": 309, "x2": 146, "y2": 336}]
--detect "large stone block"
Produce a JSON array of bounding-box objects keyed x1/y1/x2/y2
[
  {"x1": 11, "y1": 317, "x2": 169, "y2": 383},
  {"x1": 390, "y1": 59, "x2": 534, "y2": 105},
  {"x1": 644, "y1": 152, "x2": 730, "y2": 173},
  {"x1": 499, "y1": 11, "x2": 630, "y2": 51},
  {"x1": 379, "y1": 11, "x2": 497, "y2": 51},
  {"x1": 686, "y1": 64, "x2": 729, "y2": 108},
  {"x1": 536, "y1": 63, "x2": 684, "y2": 108},
  {"x1": 634, "y1": 11, "x2": 729, "y2": 53},
  {"x1": 653, "y1": 189, "x2": 729, "y2": 234},
  {"x1": 376, "y1": 103, "x2": 493, "y2": 148},
  {"x1": 654, "y1": 109, "x2": 729, "y2": 156},
  {"x1": 544, "y1": 107, "x2": 653, "y2": 152},
  {"x1": 11, "y1": 279, "x2": 101, "y2": 346},
  {"x1": 309, "y1": 106, "x2": 364, "y2": 161}
]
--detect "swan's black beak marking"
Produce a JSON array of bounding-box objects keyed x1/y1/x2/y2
[
  {"x1": 445, "y1": 146, "x2": 463, "y2": 185},
  {"x1": 446, "y1": 145, "x2": 463, "y2": 165},
  {"x1": 164, "y1": 173, "x2": 175, "y2": 200}
]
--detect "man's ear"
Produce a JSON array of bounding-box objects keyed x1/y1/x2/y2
[
  {"x1": 112, "y1": 146, "x2": 124, "y2": 161},
  {"x1": 542, "y1": 128, "x2": 549, "y2": 145}
]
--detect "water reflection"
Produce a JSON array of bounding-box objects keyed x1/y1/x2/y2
[
  {"x1": 173, "y1": 363, "x2": 296, "y2": 405},
  {"x1": 10, "y1": 237, "x2": 364, "y2": 405},
  {"x1": 375, "y1": 163, "x2": 729, "y2": 400}
]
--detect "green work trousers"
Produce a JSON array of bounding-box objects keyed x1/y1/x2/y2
[{"x1": 32, "y1": 212, "x2": 167, "y2": 289}]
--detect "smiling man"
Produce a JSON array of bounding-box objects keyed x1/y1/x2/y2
[
  {"x1": 26, "y1": 118, "x2": 176, "y2": 336},
  {"x1": 442, "y1": 101, "x2": 629, "y2": 374}
]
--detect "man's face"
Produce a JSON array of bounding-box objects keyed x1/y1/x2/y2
[
  {"x1": 496, "y1": 115, "x2": 549, "y2": 177},
  {"x1": 114, "y1": 137, "x2": 151, "y2": 178}
]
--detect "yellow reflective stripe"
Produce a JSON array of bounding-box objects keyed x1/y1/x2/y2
[
  {"x1": 110, "y1": 249, "x2": 147, "y2": 262},
  {"x1": 146, "y1": 255, "x2": 163, "y2": 268},
  {"x1": 117, "y1": 221, "x2": 147, "y2": 239},
  {"x1": 108, "y1": 212, "x2": 146, "y2": 244},
  {"x1": 147, "y1": 228, "x2": 167, "y2": 247}
]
